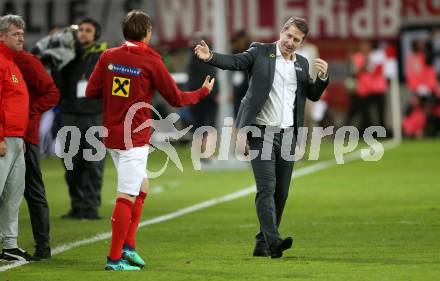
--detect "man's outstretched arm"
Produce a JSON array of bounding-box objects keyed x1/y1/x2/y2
[{"x1": 194, "y1": 40, "x2": 258, "y2": 71}]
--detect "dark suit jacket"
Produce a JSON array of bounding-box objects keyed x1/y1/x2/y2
[{"x1": 208, "y1": 42, "x2": 329, "y2": 135}]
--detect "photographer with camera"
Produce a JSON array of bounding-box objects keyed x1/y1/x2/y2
[{"x1": 55, "y1": 18, "x2": 108, "y2": 220}]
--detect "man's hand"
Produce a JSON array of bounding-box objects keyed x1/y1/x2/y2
[
  {"x1": 0, "y1": 141, "x2": 7, "y2": 157},
  {"x1": 194, "y1": 40, "x2": 211, "y2": 61},
  {"x1": 202, "y1": 75, "x2": 216, "y2": 93},
  {"x1": 315, "y1": 58, "x2": 328, "y2": 80}
]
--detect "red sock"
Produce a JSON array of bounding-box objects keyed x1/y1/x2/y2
[
  {"x1": 124, "y1": 192, "x2": 147, "y2": 249},
  {"x1": 109, "y1": 198, "x2": 133, "y2": 261}
]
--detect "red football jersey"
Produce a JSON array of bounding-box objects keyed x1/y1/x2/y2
[{"x1": 86, "y1": 41, "x2": 209, "y2": 149}]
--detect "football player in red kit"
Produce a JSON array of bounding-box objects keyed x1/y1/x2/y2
[{"x1": 86, "y1": 10, "x2": 215, "y2": 270}]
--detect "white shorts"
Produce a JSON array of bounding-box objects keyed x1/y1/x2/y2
[{"x1": 108, "y1": 146, "x2": 149, "y2": 196}]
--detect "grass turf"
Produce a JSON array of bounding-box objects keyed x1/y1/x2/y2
[{"x1": 1, "y1": 139, "x2": 439, "y2": 280}]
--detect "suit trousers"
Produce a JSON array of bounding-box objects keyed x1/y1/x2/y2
[
  {"x1": 0, "y1": 137, "x2": 26, "y2": 249},
  {"x1": 24, "y1": 142, "x2": 51, "y2": 254},
  {"x1": 247, "y1": 127, "x2": 296, "y2": 248}
]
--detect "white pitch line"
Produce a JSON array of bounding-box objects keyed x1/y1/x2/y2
[
  {"x1": 292, "y1": 140, "x2": 399, "y2": 179},
  {"x1": 0, "y1": 140, "x2": 399, "y2": 272}
]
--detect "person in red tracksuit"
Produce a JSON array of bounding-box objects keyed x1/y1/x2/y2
[
  {"x1": 14, "y1": 50, "x2": 60, "y2": 261},
  {"x1": 367, "y1": 44, "x2": 388, "y2": 130},
  {"x1": 86, "y1": 10, "x2": 215, "y2": 270},
  {"x1": 0, "y1": 15, "x2": 32, "y2": 262},
  {"x1": 344, "y1": 41, "x2": 372, "y2": 134}
]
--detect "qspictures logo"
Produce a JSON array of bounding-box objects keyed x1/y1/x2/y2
[{"x1": 56, "y1": 103, "x2": 387, "y2": 178}]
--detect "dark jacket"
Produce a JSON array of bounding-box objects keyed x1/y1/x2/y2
[
  {"x1": 208, "y1": 42, "x2": 329, "y2": 135},
  {"x1": 14, "y1": 51, "x2": 60, "y2": 144},
  {"x1": 57, "y1": 42, "x2": 107, "y2": 115}
]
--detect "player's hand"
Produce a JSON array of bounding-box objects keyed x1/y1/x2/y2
[
  {"x1": 202, "y1": 75, "x2": 215, "y2": 93},
  {"x1": 315, "y1": 58, "x2": 328, "y2": 80},
  {"x1": 0, "y1": 141, "x2": 7, "y2": 157},
  {"x1": 194, "y1": 40, "x2": 211, "y2": 61}
]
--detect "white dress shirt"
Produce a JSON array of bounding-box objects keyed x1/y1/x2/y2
[{"x1": 255, "y1": 43, "x2": 297, "y2": 129}]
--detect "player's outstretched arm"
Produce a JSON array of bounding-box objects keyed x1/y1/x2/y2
[{"x1": 153, "y1": 59, "x2": 215, "y2": 107}]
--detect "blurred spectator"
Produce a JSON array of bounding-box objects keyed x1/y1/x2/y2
[
  {"x1": 367, "y1": 42, "x2": 388, "y2": 129},
  {"x1": 403, "y1": 39, "x2": 439, "y2": 137},
  {"x1": 405, "y1": 39, "x2": 436, "y2": 100},
  {"x1": 186, "y1": 33, "x2": 218, "y2": 161},
  {"x1": 231, "y1": 30, "x2": 250, "y2": 117},
  {"x1": 230, "y1": 31, "x2": 250, "y2": 157},
  {"x1": 54, "y1": 18, "x2": 108, "y2": 220},
  {"x1": 14, "y1": 50, "x2": 60, "y2": 260},
  {"x1": 426, "y1": 30, "x2": 440, "y2": 137},
  {"x1": 344, "y1": 40, "x2": 372, "y2": 133},
  {"x1": 426, "y1": 28, "x2": 440, "y2": 78}
]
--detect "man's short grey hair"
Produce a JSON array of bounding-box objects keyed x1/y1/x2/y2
[
  {"x1": 0, "y1": 15, "x2": 25, "y2": 33},
  {"x1": 281, "y1": 17, "x2": 308, "y2": 39}
]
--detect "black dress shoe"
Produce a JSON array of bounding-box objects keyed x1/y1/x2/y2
[
  {"x1": 30, "y1": 247, "x2": 51, "y2": 261},
  {"x1": 30, "y1": 252, "x2": 51, "y2": 261},
  {"x1": 61, "y1": 210, "x2": 83, "y2": 219},
  {"x1": 269, "y1": 237, "x2": 293, "y2": 259},
  {"x1": 82, "y1": 213, "x2": 102, "y2": 220},
  {"x1": 253, "y1": 241, "x2": 269, "y2": 257},
  {"x1": 253, "y1": 247, "x2": 269, "y2": 257}
]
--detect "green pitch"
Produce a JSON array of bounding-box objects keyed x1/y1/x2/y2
[{"x1": 2, "y1": 140, "x2": 439, "y2": 280}]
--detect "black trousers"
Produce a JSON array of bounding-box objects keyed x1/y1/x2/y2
[
  {"x1": 367, "y1": 94, "x2": 386, "y2": 128},
  {"x1": 59, "y1": 113, "x2": 105, "y2": 216},
  {"x1": 24, "y1": 143, "x2": 50, "y2": 254},
  {"x1": 345, "y1": 95, "x2": 370, "y2": 133},
  {"x1": 248, "y1": 127, "x2": 296, "y2": 248}
]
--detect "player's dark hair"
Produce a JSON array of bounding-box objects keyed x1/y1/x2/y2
[{"x1": 122, "y1": 10, "x2": 152, "y2": 42}]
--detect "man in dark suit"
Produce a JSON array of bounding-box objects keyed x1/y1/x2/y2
[{"x1": 195, "y1": 17, "x2": 329, "y2": 258}]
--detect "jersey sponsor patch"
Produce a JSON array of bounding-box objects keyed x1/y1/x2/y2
[
  {"x1": 12, "y1": 74, "x2": 19, "y2": 84},
  {"x1": 112, "y1": 76, "x2": 131, "y2": 98},
  {"x1": 108, "y1": 63, "x2": 141, "y2": 76}
]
